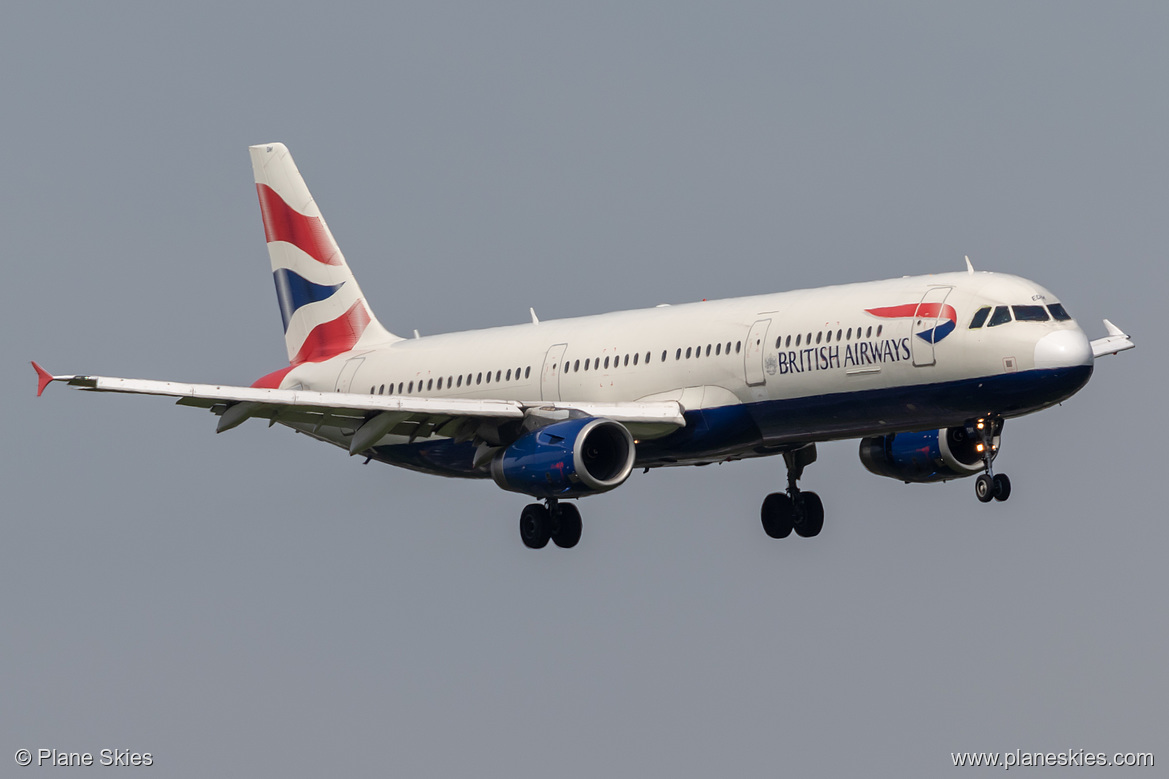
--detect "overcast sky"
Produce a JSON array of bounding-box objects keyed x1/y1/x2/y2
[{"x1": 3, "y1": 3, "x2": 1165, "y2": 776}]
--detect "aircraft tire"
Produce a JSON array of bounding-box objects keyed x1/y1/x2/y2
[
  {"x1": 520, "y1": 504, "x2": 551, "y2": 549},
  {"x1": 975, "y1": 473, "x2": 994, "y2": 503},
  {"x1": 761, "y1": 493, "x2": 795, "y2": 539},
  {"x1": 551, "y1": 503, "x2": 582, "y2": 549},
  {"x1": 993, "y1": 473, "x2": 1011, "y2": 502},
  {"x1": 794, "y1": 492, "x2": 824, "y2": 538}
]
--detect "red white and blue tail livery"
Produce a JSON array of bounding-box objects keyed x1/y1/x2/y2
[{"x1": 33, "y1": 144, "x2": 1135, "y2": 549}]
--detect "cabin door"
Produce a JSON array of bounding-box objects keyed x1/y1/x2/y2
[
  {"x1": 335, "y1": 356, "x2": 365, "y2": 393},
  {"x1": 540, "y1": 343, "x2": 569, "y2": 401},
  {"x1": 911, "y1": 286, "x2": 954, "y2": 367},
  {"x1": 744, "y1": 319, "x2": 772, "y2": 386}
]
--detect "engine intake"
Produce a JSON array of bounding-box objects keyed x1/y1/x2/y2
[
  {"x1": 859, "y1": 427, "x2": 988, "y2": 483},
  {"x1": 491, "y1": 417, "x2": 636, "y2": 498}
]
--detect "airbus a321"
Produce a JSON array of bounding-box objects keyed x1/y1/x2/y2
[{"x1": 33, "y1": 143, "x2": 1136, "y2": 548}]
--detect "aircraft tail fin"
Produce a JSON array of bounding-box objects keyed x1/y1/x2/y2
[{"x1": 249, "y1": 143, "x2": 400, "y2": 365}]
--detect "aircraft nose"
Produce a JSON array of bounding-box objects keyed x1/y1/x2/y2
[{"x1": 1034, "y1": 328, "x2": 1092, "y2": 369}]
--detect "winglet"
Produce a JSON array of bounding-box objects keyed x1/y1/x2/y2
[
  {"x1": 31, "y1": 361, "x2": 55, "y2": 396},
  {"x1": 965, "y1": 255, "x2": 975, "y2": 275},
  {"x1": 1090, "y1": 319, "x2": 1135, "y2": 358}
]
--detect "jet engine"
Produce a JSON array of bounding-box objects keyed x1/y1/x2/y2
[
  {"x1": 491, "y1": 417, "x2": 636, "y2": 498},
  {"x1": 859, "y1": 426, "x2": 992, "y2": 483}
]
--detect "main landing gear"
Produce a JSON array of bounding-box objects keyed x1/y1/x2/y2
[
  {"x1": 519, "y1": 499, "x2": 582, "y2": 549},
  {"x1": 971, "y1": 417, "x2": 1011, "y2": 504},
  {"x1": 761, "y1": 444, "x2": 824, "y2": 539}
]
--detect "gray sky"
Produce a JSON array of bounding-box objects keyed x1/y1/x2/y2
[{"x1": 3, "y1": 3, "x2": 1165, "y2": 776}]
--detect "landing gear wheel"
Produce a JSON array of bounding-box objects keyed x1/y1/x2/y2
[
  {"x1": 992, "y1": 473, "x2": 1011, "y2": 502},
  {"x1": 519, "y1": 504, "x2": 551, "y2": 549},
  {"x1": 974, "y1": 473, "x2": 994, "y2": 503},
  {"x1": 551, "y1": 503, "x2": 583, "y2": 548},
  {"x1": 761, "y1": 493, "x2": 795, "y2": 539},
  {"x1": 794, "y1": 492, "x2": 824, "y2": 538}
]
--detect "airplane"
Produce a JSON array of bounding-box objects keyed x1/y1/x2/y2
[{"x1": 33, "y1": 143, "x2": 1136, "y2": 549}]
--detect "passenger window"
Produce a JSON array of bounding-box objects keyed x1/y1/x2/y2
[
  {"x1": 646, "y1": 352, "x2": 652, "y2": 363},
  {"x1": 457, "y1": 375, "x2": 463, "y2": 387},
  {"x1": 987, "y1": 306, "x2": 1012, "y2": 327},
  {"x1": 846, "y1": 328, "x2": 852, "y2": 340},
  {"x1": 706, "y1": 344, "x2": 712, "y2": 356},
  {"x1": 836, "y1": 329, "x2": 842, "y2": 341},
  {"x1": 506, "y1": 369, "x2": 512, "y2": 381},
  {"x1": 379, "y1": 384, "x2": 385, "y2": 394},
  {"x1": 436, "y1": 378, "x2": 442, "y2": 390},
  {"x1": 876, "y1": 325, "x2": 883, "y2": 337},
  {"x1": 624, "y1": 354, "x2": 629, "y2": 366},
  {"x1": 476, "y1": 373, "x2": 482, "y2": 385},
  {"x1": 408, "y1": 381, "x2": 414, "y2": 393},
  {"x1": 496, "y1": 370, "x2": 502, "y2": 382},
  {"x1": 969, "y1": 307, "x2": 991, "y2": 328},
  {"x1": 485, "y1": 371, "x2": 491, "y2": 384},
  {"x1": 427, "y1": 379, "x2": 433, "y2": 390},
  {"x1": 725, "y1": 341, "x2": 732, "y2": 354},
  {"x1": 735, "y1": 341, "x2": 741, "y2": 353},
  {"x1": 525, "y1": 367, "x2": 531, "y2": 379},
  {"x1": 865, "y1": 326, "x2": 872, "y2": 338},
  {"x1": 795, "y1": 334, "x2": 801, "y2": 346},
  {"x1": 685, "y1": 347, "x2": 692, "y2": 359},
  {"x1": 676, "y1": 349, "x2": 682, "y2": 360},
  {"x1": 825, "y1": 331, "x2": 832, "y2": 343},
  {"x1": 633, "y1": 353, "x2": 639, "y2": 365},
  {"x1": 1012, "y1": 305, "x2": 1050, "y2": 322},
  {"x1": 816, "y1": 332, "x2": 822, "y2": 344},
  {"x1": 1048, "y1": 303, "x2": 1072, "y2": 321},
  {"x1": 604, "y1": 356, "x2": 610, "y2": 369}
]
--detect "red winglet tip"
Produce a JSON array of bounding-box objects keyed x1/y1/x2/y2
[{"x1": 32, "y1": 361, "x2": 54, "y2": 396}]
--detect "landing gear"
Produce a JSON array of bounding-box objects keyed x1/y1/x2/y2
[
  {"x1": 761, "y1": 444, "x2": 824, "y2": 539},
  {"x1": 519, "y1": 503, "x2": 551, "y2": 548},
  {"x1": 519, "y1": 499, "x2": 582, "y2": 549},
  {"x1": 971, "y1": 417, "x2": 1011, "y2": 504}
]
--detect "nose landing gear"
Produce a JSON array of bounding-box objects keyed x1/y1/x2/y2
[
  {"x1": 761, "y1": 444, "x2": 824, "y2": 539},
  {"x1": 971, "y1": 418, "x2": 1011, "y2": 504}
]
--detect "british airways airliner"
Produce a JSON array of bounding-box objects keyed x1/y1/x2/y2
[{"x1": 33, "y1": 143, "x2": 1135, "y2": 548}]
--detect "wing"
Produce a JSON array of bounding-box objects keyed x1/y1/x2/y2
[{"x1": 32, "y1": 363, "x2": 686, "y2": 455}]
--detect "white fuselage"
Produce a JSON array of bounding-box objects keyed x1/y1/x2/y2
[{"x1": 274, "y1": 270, "x2": 1094, "y2": 474}]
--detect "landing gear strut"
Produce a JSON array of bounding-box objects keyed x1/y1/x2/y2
[
  {"x1": 761, "y1": 444, "x2": 824, "y2": 539},
  {"x1": 971, "y1": 417, "x2": 1011, "y2": 504},
  {"x1": 519, "y1": 499, "x2": 582, "y2": 549}
]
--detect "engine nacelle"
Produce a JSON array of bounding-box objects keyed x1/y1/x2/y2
[
  {"x1": 859, "y1": 427, "x2": 992, "y2": 483},
  {"x1": 491, "y1": 417, "x2": 636, "y2": 498}
]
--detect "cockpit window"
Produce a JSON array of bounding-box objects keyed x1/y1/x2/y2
[
  {"x1": 1048, "y1": 303, "x2": 1072, "y2": 321},
  {"x1": 987, "y1": 306, "x2": 1012, "y2": 327},
  {"x1": 1012, "y1": 305, "x2": 1050, "y2": 322},
  {"x1": 969, "y1": 306, "x2": 991, "y2": 329}
]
